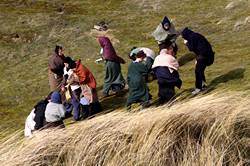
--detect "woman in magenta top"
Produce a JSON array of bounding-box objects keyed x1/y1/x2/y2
[{"x1": 98, "y1": 36, "x2": 126, "y2": 97}]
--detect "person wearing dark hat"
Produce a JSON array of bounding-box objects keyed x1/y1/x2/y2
[
  {"x1": 44, "y1": 91, "x2": 66, "y2": 128},
  {"x1": 152, "y1": 41, "x2": 182, "y2": 105},
  {"x1": 48, "y1": 45, "x2": 65, "y2": 91},
  {"x1": 152, "y1": 16, "x2": 179, "y2": 44},
  {"x1": 63, "y1": 57, "x2": 82, "y2": 121},
  {"x1": 64, "y1": 57, "x2": 102, "y2": 120},
  {"x1": 181, "y1": 27, "x2": 214, "y2": 94},
  {"x1": 127, "y1": 51, "x2": 152, "y2": 111}
]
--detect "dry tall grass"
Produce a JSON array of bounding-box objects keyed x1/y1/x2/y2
[{"x1": 0, "y1": 92, "x2": 250, "y2": 166}]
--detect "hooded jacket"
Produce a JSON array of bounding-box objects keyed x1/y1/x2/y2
[
  {"x1": 182, "y1": 28, "x2": 214, "y2": 65},
  {"x1": 98, "y1": 36, "x2": 125, "y2": 64},
  {"x1": 45, "y1": 91, "x2": 65, "y2": 123}
]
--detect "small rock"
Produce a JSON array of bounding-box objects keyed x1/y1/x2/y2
[
  {"x1": 244, "y1": 16, "x2": 250, "y2": 24},
  {"x1": 225, "y1": 0, "x2": 240, "y2": 10}
]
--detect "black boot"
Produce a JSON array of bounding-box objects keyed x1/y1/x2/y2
[{"x1": 81, "y1": 105, "x2": 89, "y2": 119}]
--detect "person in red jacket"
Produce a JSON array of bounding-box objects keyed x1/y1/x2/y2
[{"x1": 64, "y1": 57, "x2": 101, "y2": 120}]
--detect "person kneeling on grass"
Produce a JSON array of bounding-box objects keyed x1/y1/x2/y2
[
  {"x1": 44, "y1": 91, "x2": 66, "y2": 128},
  {"x1": 152, "y1": 41, "x2": 182, "y2": 105},
  {"x1": 127, "y1": 50, "x2": 152, "y2": 111},
  {"x1": 24, "y1": 92, "x2": 52, "y2": 137}
]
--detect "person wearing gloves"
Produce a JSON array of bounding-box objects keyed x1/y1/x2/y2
[
  {"x1": 181, "y1": 27, "x2": 214, "y2": 94},
  {"x1": 45, "y1": 91, "x2": 66, "y2": 128},
  {"x1": 152, "y1": 16, "x2": 179, "y2": 44},
  {"x1": 152, "y1": 41, "x2": 182, "y2": 105},
  {"x1": 127, "y1": 51, "x2": 152, "y2": 111},
  {"x1": 98, "y1": 36, "x2": 126, "y2": 97},
  {"x1": 48, "y1": 45, "x2": 65, "y2": 91}
]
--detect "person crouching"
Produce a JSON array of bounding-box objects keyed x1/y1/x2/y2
[
  {"x1": 152, "y1": 41, "x2": 182, "y2": 105},
  {"x1": 127, "y1": 51, "x2": 152, "y2": 111},
  {"x1": 44, "y1": 91, "x2": 66, "y2": 128}
]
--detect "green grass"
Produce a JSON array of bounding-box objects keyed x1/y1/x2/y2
[{"x1": 0, "y1": 0, "x2": 250, "y2": 137}]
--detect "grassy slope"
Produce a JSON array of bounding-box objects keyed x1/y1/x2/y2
[{"x1": 0, "y1": 0, "x2": 249, "y2": 136}]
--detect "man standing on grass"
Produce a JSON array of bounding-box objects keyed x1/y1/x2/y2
[
  {"x1": 181, "y1": 27, "x2": 215, "y2": 95},
  {"x1": 48, "y1": 45, "x2": 65, "y2": 91}
]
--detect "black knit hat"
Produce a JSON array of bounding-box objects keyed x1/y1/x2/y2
[
  {"x1": 161, "y1": 16, "x2": 171, "y2": 31},
  {"x1": 64, "y1": 56, "x2": 76, "y2": 69},
  {"x1": 158, "y1": 40, "x2": 173, "y2": 50}
]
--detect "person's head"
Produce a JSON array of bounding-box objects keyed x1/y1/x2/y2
[
  {"x1": 158, "y1": 40, "x2": 178, "y2": 56},
  {"x1": 64, "y1": 56, "x2": 76, "y2": 69},
  {"x1": 50, "y1": 91, "x2": 62, "y2": 104},
  {"x1": 135, "y1": 50, "x2": 146, "y2": 61},
  {"x1": 161, "y1": 16, "x2": 171, "y2": 31},
  {"x1": 128, "y1": 46, "x2": 137, "y2": 61},
  {"x1": 55, "y1": 45, "x2": 63, "y2": 56},
  {"x1": 181, "y1": 27, "x2": 193, "y2": 40}
]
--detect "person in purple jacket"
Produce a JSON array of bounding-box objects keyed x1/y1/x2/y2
[
  {"x1": 181, "y1": 27, "x2": 215, "y2": 94},
  {"x1": 98, "y1": 36, "x2": 126, "y2": 97}
]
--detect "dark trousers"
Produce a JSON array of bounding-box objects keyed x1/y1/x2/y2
[
  {"x1": 195, "y1": 61, "x2": 207, "y2": 89},
  {"x1": 158, "y1": 83, "x2": 175, "y2": 105},
  {"x1": 71, "y1": 88, "x2": 82, "y2": 121}
]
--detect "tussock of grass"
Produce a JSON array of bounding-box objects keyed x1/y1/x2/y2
[{"x1": 0, "y1": 92, "x2": 249, "y2": 165}]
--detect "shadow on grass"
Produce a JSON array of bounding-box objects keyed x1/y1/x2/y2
[
  {"x1": 100, "y1": 89, "x2": 128, "y2": 111},
  {"x1": 178, "y1": 53, "x2": 196, "y2": 66},
  {"x1": 175, "y1": 68, "x2": 245, "y2": 101},
  {"x1": 204, "y1": 68, "x2": 245, "y2": 93}
]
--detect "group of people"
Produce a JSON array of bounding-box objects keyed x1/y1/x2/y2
[{"x1": 25, "y1": 16, "x2": 214, "y2": 137}]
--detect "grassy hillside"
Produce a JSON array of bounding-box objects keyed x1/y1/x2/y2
[
  {"x1": 0, "y1": 0, "x2": 250, "y2": 136},
  {"x1": 1, "y1": 92, "x2": 250, "y2": 165}
]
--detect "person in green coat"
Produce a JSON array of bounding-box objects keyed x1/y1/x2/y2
[{"x1": 127, "y1": 50, "x2": 153, "y2": 111}]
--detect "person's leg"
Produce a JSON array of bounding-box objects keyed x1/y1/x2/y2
[
  {"x1": 64, "y1": 102, "x2": 73, "y2": 118},
  {"x1": 81, "y1": 105, "x2": 89, "y2": 119},
  {"x1": 103, "y1": 62, "x2": 112, "y2": 96},
  {"x1": 195, "y1": 61, "x2": 207, "y2": 89},
  {"x1": 158, "y1": 82, "x2": 168, "y2": 105},
  {"x1": 71, "y1": 88, "x2": 81, "y2": 121},
  {"x1": 126, "y1": 103, "x2": 132, "y2": 111},
  {"x1": 158, "y1": 82, "x2": 175, "y2": 105}
]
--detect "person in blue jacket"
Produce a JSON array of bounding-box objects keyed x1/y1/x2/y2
[{"x1": 181, "y1": 27, "x2": 215, "y2": 94}]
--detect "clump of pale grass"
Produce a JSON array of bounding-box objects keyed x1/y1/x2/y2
[{"x1": 0, "y1": 92, "x2": 250, "y2": 166}]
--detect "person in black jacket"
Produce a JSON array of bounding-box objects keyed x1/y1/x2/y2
[
  {"x1": 24, "y1": 92, "x2": 52, "y2": 137},
  {"x1": 181, "y1": 27, "x2": 214, "y2": 94},
  {"x1": 33, "y1": 92, "x2": 52, "y2": 129},
  {"x1": 152, "y1": 41, "x2": 182, "y2": 105}
]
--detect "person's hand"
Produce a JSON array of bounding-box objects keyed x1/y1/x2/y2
[
  {"x1": 61, "y1": 86, "x2": 66, "y2": 92},
  {"x1": 183, "y1": 39, "x2": 188, "y2": 45},
  {"x1": 195, "y1": 60, "x2": 197, "y2": 65}
]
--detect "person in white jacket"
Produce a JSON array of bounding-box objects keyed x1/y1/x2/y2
[
  {"x1": 24, "y1": 109, "x2": 36, "y2": 137},
  {"x1": 44, "y1": 91, "x2": 66, "y2": 128}
]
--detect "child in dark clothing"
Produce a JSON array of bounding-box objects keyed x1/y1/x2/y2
[
  {"x1": 127, "y1": 51, "x2": 152, "y2": 111},
  {"x1": 152, "y1": 41, "x2": 182, "y2": 105},
  {"x1": 181, "y1": 27, "x2": 214, "y2": 94}
]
